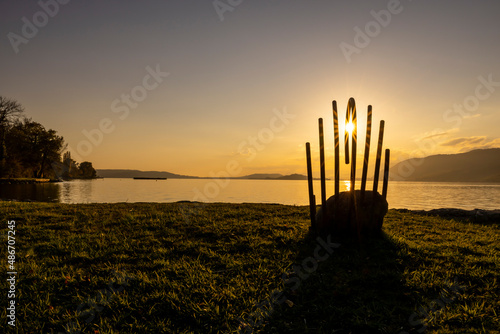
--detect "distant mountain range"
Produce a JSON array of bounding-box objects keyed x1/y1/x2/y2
[
  {"x1": 242, "y1": 173, "x2": 308, "y2": 180},
  {"x1": 390, "y1": 148, "x2": 500, "y2": 182},
  {"x1": 96, "y1": 169, "x2": 198, "y2": 179},
  {"x1": 97, "y1": 148, "x2": 500, "y2": 183},
  {"x1": 96, "y1": 169, "x2": 310, "y2": 180}
]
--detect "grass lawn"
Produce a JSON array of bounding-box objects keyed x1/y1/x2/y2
[{"x1": 1, "y1": 202, "x2": 499, "y2": 333}]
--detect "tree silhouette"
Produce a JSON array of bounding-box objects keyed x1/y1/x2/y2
[
  {"x1": 61, "y1": 151, "x2": 79, "y2": 179},
  {"x1": 1, "y1": 97, "x2": 97, "y2": 180},
  {"x1": 6, "y1": 118, "x2": 64, "y2": 178},
  {"x1": 0, "y1": 96, "x2": 24, "y2": 176},
  {"x1": 79, "y1": 161, "x2": 97, "y2": 179}
]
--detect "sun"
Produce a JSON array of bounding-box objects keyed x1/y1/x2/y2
[{"x1": 345, "y1": 120, "x2": 355, "y2": 135}]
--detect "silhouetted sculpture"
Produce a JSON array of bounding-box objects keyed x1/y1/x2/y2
[
  {"x1": 315, "y1": 190, "x2": 388, "y2": 237},
  {"x1": 306, "y1": 98, "x2": 391, "y2": 239}
]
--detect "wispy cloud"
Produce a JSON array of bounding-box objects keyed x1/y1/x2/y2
[
  {"x1": 440, "y1": 136, "x2": 487, "y2": 147},
  {"x1": 440, "y1": 136, "x2": 500, "y2": 152},
  {"x1": 413, "y1": 128, "x2": 459, "y2": 142},
  {"x1": 463, "y1": 113, "x2": 481, "y2": 120},
  {"x1": 421, "y1": 131, "x2": 450, "y2": 140}
]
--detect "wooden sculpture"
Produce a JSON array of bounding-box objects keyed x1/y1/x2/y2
[{"x1": 306, "y1": 98, "x2": 391, "y2": 238}]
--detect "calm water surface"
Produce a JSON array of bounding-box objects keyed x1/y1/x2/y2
[{"x1": 1, "y1": 178, "x2": 499, "y2": 210}]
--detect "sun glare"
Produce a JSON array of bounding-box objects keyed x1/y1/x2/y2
[{"x1": 346, "y1": 120, "x2": 355, "y2": 135}]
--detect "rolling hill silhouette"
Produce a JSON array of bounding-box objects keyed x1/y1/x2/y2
[
  {"x1": 390, "y1": 148, "x2": 500, "y2": 182},
  {"x1": 96, "y1": 169, "x2": 199, "y2": 179},
  {"x1": 95, "y1": 170, "x2": 311, "y2": 180}
]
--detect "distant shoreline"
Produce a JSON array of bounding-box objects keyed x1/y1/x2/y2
[
  {"x1": 0, "y1": 177, "x2": 101, "y2": 184},
  {"x1": 0, "y1": 178, "x2": 54, "y2": 184},
  {"x1": 95, "y1": 176, "x2": 499, "y2": 183},
  {"x1": 96, "y1": 149, "x2": 500, "y2": 182}
]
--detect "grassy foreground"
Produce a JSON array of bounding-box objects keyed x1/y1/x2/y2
[{"x1": 1, "y1": 202, "x2": 499, "y2": 333}]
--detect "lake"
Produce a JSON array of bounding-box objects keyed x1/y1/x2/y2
[{"x1": 1, "y1": 178, "x2": 499, "y2": 210}]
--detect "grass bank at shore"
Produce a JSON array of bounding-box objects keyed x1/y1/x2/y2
[
  {"x1": 0, "y1": 178, "x2": 53, "y2": 185},
  {"x1": 1, "y1": 202, "x2": 499, "y2": 333}
]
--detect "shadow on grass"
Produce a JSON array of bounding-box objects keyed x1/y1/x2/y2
[{"x1": 249, "y1": 232, "x2": 419, "y2": 334}]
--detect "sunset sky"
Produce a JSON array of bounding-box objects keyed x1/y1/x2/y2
[{"x1": 1, "y1": 0, "x2": 499, "y2": 178}]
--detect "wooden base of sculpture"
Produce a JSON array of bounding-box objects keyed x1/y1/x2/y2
[{"x1": 314, "y1": 190, "x2": 388, "y2": 238}]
